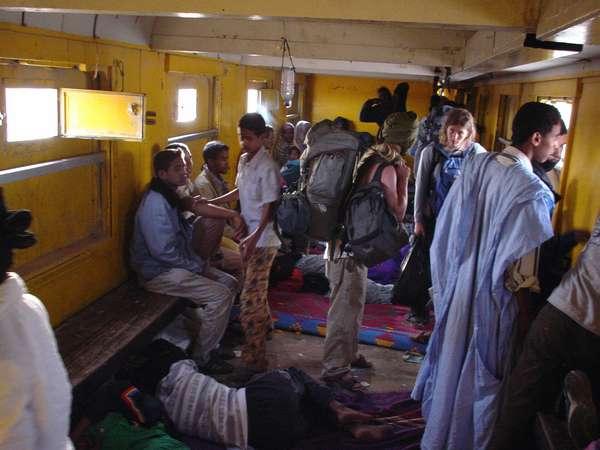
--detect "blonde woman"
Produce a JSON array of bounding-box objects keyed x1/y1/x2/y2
[{"x1": 413, "y1": 108, "x2": 486, "y2": 239}]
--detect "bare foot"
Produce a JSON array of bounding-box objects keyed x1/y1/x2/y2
[
  {"x1": 348, "y1": 423, "x2": 395, "y2": 442},
  {"x1": 330, "y1": 400, "x2": 373, "y2": 425}
]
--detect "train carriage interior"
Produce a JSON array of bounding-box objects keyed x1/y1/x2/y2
[{"x1": 1, "y1": 1, "x2": 600, "y2": 449}]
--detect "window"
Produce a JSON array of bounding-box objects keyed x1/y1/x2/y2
[
  {"x1": 539, "y1": 96, "x2": 574, "y2": 170},
  {"x1": 177, "y1": 88, "x2": 197, "y2": 123},
  {"x1": 5, "y1": 88, "x2": 58, "y2": 142},
  {"x1": 494, "y1": 95, "x2": 518, "y2": 152},
  {"x1": 247, "y1": 88, "x2": 260, "y2": 113},
  {"x1": 60, "y1": 89, "x2": 145, "y2": 141}
]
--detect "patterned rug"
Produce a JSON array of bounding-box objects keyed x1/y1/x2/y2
[{"x1": 234, "y1": 289, "x2": 434, "y2": 353}]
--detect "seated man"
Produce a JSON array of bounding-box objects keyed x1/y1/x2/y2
[
  {"x1": 130, "y1": 148, "x2": 243, "y2": 374},
  {"x1": 489, "y1": 212, "x2": 600, "y2": 450},
  {"x1": 192, "y1": 141, "x2": 242, "y2": 276},
  {"x1": 133, "y1": 340, "x2": 394, "y2": 450}
]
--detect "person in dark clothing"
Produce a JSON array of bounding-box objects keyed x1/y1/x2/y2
[
  {"x1": 392, "y1": 82, "x2": 410, "y2": 113},
  {"x1": 359, "y1": 86, "x2": 393, "y2": 127}
]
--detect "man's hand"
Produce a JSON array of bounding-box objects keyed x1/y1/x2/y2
[
  {"x1": 181, "y1": 195, "x2": 208, "y2": 214},
  {"x1": 231, "y1": 214, "x2": 247, "y2": 241},
  {"x1": 414, "y1": 222, "x2": 426, "y2": 237},
  {"x1": 192, "y1": 195, "x2": 208, "y2": 206},
  {"x1": 239, "y1": 231, "x2": 259, "y2": 263}
]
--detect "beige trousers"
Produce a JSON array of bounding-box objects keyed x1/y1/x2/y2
[
  {"x1": 322, "y1": 257, "x2": 368, "y2": 377},
  {"x1": 142, "y1": 266, "x2": 238, "y2": 364}
]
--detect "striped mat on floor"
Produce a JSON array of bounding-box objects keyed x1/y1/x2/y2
[{"x1": 233, "y1": 289, "x2": 433, "y2": 353}]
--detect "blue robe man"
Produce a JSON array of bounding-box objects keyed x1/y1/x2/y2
[{"x1": 412, "y1": 148, "x2": 554, "y2": 450}]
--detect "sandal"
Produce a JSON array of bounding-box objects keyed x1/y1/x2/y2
[
  {"x1": 351, "y1": 354, "x2": 374, "y2": 369},
  {"x1": 411, "y1": 331, "x2": 431, "y2": 345},
  {"x1": 322, "y1": 371, "x2": 368, "y2": 393}
]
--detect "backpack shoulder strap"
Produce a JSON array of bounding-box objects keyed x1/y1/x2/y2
[
  {"x1": 372, "y1": 161, "x2": 390, "y2": 183},
  {"x1": 427, "y1": 145, "x2": 445, "y2": 193},
  {"x1": 432, "y1": 144, "x2": 447, "y2": 165}
]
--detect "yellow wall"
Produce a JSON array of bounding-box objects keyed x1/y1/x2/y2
[
  {"x1": 0, "y1": 23, "x2": 284, "y2": 325},
  {"x1": 561, "y1": 77, "x2": 600, "y2": 235},
  {"x1": 305, "y1": 74, "x2": 433, "y2": 136},
  {"x1": 473, "y1": 74, "x2": 600, "y2": 246}
]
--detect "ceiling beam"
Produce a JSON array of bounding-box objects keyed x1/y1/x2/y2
[
  {"x1": 453, "y1": 28, "x2": 588, "y2": 81},
  {"x1": 0, "y1": 0, "x2": 533, "y2": 30},
  {"x1": 536, "y1": 0, "x2": 600, "y2": 41},
  {"x1": 192, "y1": 53, "x2": 436, "y2": 79},
  {"x1": 152, "y1": 17, "x2": 466, "y2": 67},
  {"x1": 462, "y1": 30, "x2": 524, "y2": 70}
]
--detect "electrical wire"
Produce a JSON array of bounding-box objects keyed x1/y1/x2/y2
[{"x1": 280, "y1": 37, "x2": 296, "y2": 72}]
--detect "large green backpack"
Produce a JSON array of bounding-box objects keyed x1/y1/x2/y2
[{"x1": 299, "y1": 120, "x2": 363, "y2": 240}]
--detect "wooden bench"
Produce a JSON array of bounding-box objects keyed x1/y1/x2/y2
[{"x1": 55, "y1": 280, "x2": 184, "y2": 417}]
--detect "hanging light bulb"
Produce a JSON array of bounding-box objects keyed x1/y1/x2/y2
[
  {"x1": 280, "y1": 38, "x2": 296, "y2": 108},
  {"x1": 281, "y1": 67, "x2": 295, "y2": 108}
]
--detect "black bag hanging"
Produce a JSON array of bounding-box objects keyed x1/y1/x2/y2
[
  {"x1": 392, "y1": 235, "x2": 430, "y2": 318},
  {"x1": 275, "y1": 191, "x2": 311, "y2": 237}
]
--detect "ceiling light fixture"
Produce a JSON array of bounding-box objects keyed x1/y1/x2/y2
[
  {"x1": 280, "y1": 38, "x2": 296, "y2": 108},
  {"x1": 177, "y1": 12, "x2": 205, "y2": 18}
]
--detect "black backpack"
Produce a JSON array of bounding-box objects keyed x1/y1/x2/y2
[
  {"x1": 275, "y1": 190, "x2": 311, "y2": 237},
  {"x1": 344, "y1": 162, "x2": 409, "y2": 267}
]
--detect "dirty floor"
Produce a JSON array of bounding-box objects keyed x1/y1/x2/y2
[{"x1": 225, "y1": 327, "x2": 420, "y2": 392}]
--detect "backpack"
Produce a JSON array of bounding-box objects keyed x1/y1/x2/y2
[
  {"x1": 300, "y1": 120, "x2": 363, "y2": 240},
  {"x1": 411, "y1": 105, "x2": 454, "y2": 165},
  {"x1": 344, "y1": 161, "x2": 409, "y2": 267},
  {"x1": 429, "y1": 143, "x2": 473, "y2": 217},
  {"x1": 275, "y1": 190, "x2": 311, "y2": 236}
]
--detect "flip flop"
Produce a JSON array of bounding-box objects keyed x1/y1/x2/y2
[{"x1": 351, "y1": 354, "x2": 374, "y2": 369}]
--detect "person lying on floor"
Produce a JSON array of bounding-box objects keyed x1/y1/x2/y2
[
  {"x1": 270, "y1": 251, "x2": 395, "y2": 305},
  {"x1": 131, "y1": 339, "x2": 394, "y2": 450}
]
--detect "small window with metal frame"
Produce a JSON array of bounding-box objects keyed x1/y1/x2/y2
[
  {"x1": 5, "y1": 87, "x2": 58, "y2": 142},
  {"x1": 538, "y1": 96, "x2": 574, "y2": 171},
  {"x1": 177, "y1": 88, "x2": 198, "y2": 123}
]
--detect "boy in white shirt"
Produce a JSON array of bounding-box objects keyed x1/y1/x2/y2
[{"x1": 210, "y1": 113, "x2": 281, "y2": 372}]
